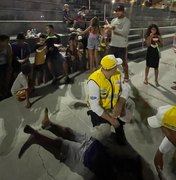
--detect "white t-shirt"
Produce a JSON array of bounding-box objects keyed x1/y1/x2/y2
[
  {"x1": 11, "y1": 72, "x2": 28, "y2": 95},
  {"x1": 159, "y1": 137, "x2": 175, "y2": 154}
]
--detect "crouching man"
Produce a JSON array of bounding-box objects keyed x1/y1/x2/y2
[{"x1": 87, "y1": 54, "x2": 135, "y2": 145}]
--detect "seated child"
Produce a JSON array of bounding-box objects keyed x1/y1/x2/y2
[
  {"x1": 11, "y1": 63, "x2": 32, "y2": 108},
  {"x1": 33, "y1": 34, "x2": 47, "y2": 85}
]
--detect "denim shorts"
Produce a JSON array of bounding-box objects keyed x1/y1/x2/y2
[{"x1": 87, "y1": 37, "x2": 100, "y2": 50}]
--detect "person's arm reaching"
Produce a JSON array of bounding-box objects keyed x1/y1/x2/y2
[
  {"x1": 88, "y1": 80, "x2": 120, "y2": 128},
  {"x1": 154, "y1": 137, "x2": 175, "y2": 179},
  {"x1": 80, "y1": 26, "x2": 91, "y2": 35}
]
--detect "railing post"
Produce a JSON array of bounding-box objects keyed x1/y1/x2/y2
[
  {"x1": 142, "y1": 28, "x2": 144, "y2": 49},
  {"x1": 104, "y1": 3, "x2": 106, "y2": 22}
]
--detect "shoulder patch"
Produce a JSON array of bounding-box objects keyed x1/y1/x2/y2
[{"x1": 90, "y1": 96, "x2": 97, "y2": 100}]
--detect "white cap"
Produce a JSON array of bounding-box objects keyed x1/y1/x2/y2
[{"x1": 147, "y1": 105, "x2": 172, "y2": 128}]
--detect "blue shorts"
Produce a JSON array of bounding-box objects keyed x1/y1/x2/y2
[{"x1": 87, "y1": 37, "x2": 100, "y2": 50}]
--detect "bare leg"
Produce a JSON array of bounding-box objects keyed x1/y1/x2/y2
[
  {"x1": 63, "y1": 61, "x2": 69, "y2": 77},
  {"x1": 42, "y1": 108, "x2": 86, "y2": 142},
  {"x1": 94, "y1": 49, "x2": 99, "y2": 69},
  {"x1": 144, "y1": 66, "x2": 150, "y2": 84},
  {"x1": 154, "y1": 68, "x2": 159, "y2": 86},
  {"x1": 122, "y1": 60, "x2": 129, "y2": 81},
  {"x1": 88, "y1": 49, "x2": 94, "y2": 73},
  {"x1": 18, "y1": 125, "x2": 63, "y2": 159},
  {"x1": 47, "y1": 60, "x2": 56, "y2": 80}
]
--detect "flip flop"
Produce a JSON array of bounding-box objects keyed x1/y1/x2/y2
[
  {"x1": 155, "y1": 81, "x2": 160, "y2": 87},
  {"x1": 144, "y1": 80, "x2": 148, "y2": 85},
  {"x1": 123, "y1": 79, "x2": 129, "y2": 83},
  {"x1": 171, "y1": 86, "x2": 176, "y2": 90}
]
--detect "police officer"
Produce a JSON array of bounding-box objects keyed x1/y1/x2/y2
[{"x1": 87, "y1": 54, "x2": 135, "y2": 145}]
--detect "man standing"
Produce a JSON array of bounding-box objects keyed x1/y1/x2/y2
[
  {"x1": 45, "y1": 25, "x2": 71, "y2": 84},
  {"x1": 0, "y1": 34, "x2": 12, "y2": 99},
  {"x1": 11, "y1": 33, "x2": 30, "y2": 78},
  {"x1": 87, "y1": 54, "x2": 135, "y2": 145},
  {"x1": 106, "y1": 5, "x2": 131, "y2": 82}
]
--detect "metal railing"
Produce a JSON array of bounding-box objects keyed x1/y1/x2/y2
[{"x1": 130, "y1": 26, "x2": 176, "y2": 49}]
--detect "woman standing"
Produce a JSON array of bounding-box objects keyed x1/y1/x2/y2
[
  {"x1": 80, "y1": 17, "x2": 100, "y2": 73},
  {"x1": 144, "y1": 24, "x2": 163, "y2": 86}
]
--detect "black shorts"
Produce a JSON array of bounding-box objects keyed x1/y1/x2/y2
[{"x1": 108, "y1": 46, "x2": 127, "y2": 61}]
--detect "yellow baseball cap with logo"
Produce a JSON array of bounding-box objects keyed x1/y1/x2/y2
[
  {"x1": 147, "y1": 105, "x2": 176, "y2": 131},
  {"x1": 100, "y1": 55, "x2": 122, "y2": 70}
]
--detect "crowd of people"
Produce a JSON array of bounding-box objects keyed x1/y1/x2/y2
[{"x1": 0, "y1": 3, "x2": 176, "y2": 180}]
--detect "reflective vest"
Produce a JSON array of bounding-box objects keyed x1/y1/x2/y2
[{"x1": 88, "y1": 68, "x2": 121, "y2": 110}]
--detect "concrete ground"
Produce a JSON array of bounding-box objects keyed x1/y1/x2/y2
[{"x1": 0, "y1": 48, "x2": 176, "y2": 180}]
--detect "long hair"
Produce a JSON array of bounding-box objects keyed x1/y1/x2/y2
[
  {"x1": 91, "y1": 17, "x2": 100, "y2": 33},
  {"x1": 145, "y1": 24, "x2": 161, "y2": 38},
  {"x1": 69, "y1": 33, "x2": 77, "y2": 41}
]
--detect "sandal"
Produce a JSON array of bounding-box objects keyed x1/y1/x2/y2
[
  {"x1": 155, "y1": 81, "x2": 160, "y2": 87},
  {"x1": 171, "y1": 86, "x2": 176, "y2": 90},
  {"x1": 144, "y1": 80, "x2": 148, "y2": 85},
  {"x1": 123, "y1": 78, "x2": 129, "y2": 83}
]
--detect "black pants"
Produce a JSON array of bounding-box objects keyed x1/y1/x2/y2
[{"x1": 87, "y1": 110, "x2": 125, "y2": 139}]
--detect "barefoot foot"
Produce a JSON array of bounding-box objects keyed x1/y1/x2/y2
[{"x1": 41, "y1": 108, "x2": 51, "y2": 129}]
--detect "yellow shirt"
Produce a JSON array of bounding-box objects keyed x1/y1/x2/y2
[{"x1": 35, "y1": 45, "x2": 46, "y2": 65}]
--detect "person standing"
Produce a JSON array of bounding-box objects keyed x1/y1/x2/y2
[
  {"x1": 45, "y1": 25, "x2": 71, "y2": 84},
  {"x1": 87, "y1": 54, "x2": 135, "y2": 145},
  {"x1": 80, "y1": 17, "x2": 100, "y2": 73},
  {"x1": 144, "y1": 24, "x2": 163, "y2": 87},
  {"x1": 33, "y1": 34, "x2": 47, "y2": 85},
  {"x1": 106, "y1": 5, "x2": 131, "y2": 82},
  {"x1": 0, "y1": 34, "x2": 12, "y2": 99},
  {"x1": 11, "y1": 33, "x2": 31, "y2": 78}
]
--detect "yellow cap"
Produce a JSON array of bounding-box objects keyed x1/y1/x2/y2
[
  {"x1": 100, "y1": 55, "x2": 122, "y2": 70},
  {"x1": 148, "y1": 105, "x2": 176, "y2": 131}
]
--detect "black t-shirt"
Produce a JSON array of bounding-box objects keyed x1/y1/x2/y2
[{"x1": 46, "y1": 34, "x2": 61, "y2": 57}]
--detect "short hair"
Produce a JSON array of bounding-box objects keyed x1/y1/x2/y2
[
  {"x1": 17, "y1": 33, "x2": 26, "y2": 40},
  {"x1": 39, "y1": 33, "x2": 47, "y2": 39},
  {"x1": 46, "y1": 24, "x2": 54, "y2": 30},
  {"x1": 21, "y1": 63, "x2": 32, "y2": 75},
  {"x1": 0, "y1": 34, "x2": 10, "y2": 41}
]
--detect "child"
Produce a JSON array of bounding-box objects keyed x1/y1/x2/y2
[
  {"x1": 80, "y1": 17, "x2": 100, "y2": 73},
  {"x1": 11, "y1": 63, "x2": 32, "y2": 108},
  {"x1": 67, "y1": 33, "x2": 81, "y2": 72},
  {"x1": 33, "y1": 34, "x2": 47, "y2": 85},
  {"x1": 144, "y1": 24, "x2": 163, "y2": 87}
]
